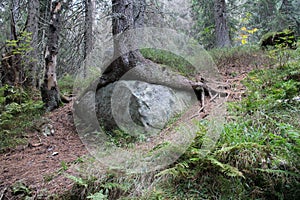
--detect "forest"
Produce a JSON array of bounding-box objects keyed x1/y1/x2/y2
[{"x1": 0, "y1": 0, "x2": 299, "y2": 199}]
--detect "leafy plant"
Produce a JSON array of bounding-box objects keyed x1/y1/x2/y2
[
  {"x1": 58, "y1": 73, "x2": 75, "y2": 96},
  {"x1": 87, "y1": 190, "x2": 108, "y2": 200},
  {"x1": 0, "y1": 85, "x2": 44, "y2": 152}
]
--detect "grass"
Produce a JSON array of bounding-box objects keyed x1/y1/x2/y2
[
  {"x1": 144, "y1": 47, "x2": 300, "y2": 199},
  {"x1": 58, "y1": 73, "x2": 75, "y2": 96}
]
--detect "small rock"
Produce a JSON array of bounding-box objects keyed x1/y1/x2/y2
[
  {"x1": 52, "y1": 152, "x2": 59, "y2": 156},
  {"x1": 42, "y1": 124, "x2": 54, "y2": 136}
]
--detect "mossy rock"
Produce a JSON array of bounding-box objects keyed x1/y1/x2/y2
[{"x1": 260, "y1": 29, "x2": 297, "y2": 49}]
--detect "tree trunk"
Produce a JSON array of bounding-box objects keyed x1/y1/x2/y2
[
  {"x1": 26, "y1": 0, "x2": 40, "y2": 88},
  {"x1": 133, "y1": 0, "x2": 146, "y2": 28},
  {"x1": 1, "y1": 3, "x2": 23, "y2": 87},
  {"x1": 214, "y1": 0, "x2": 231, "y2": 47},
  {"x1": 84, "y1": 0, "x2": 94, "y2": 60},
  {"x1": 96, "y1": 0, "x2": 145, "y2": 88},
  {"x1": 83, "y1": 0, "x2": 95, "y2": 77},
  {"x1": 41, "y1": 1, "x2": 62, "y2": 112}
]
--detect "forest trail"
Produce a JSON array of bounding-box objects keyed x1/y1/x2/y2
[
  {"x1": 0, "y1": 64, "x2": 252, "y2": 199},
  {"x1": 0, "y1": 103, "x2": 88, "y2": 198}
]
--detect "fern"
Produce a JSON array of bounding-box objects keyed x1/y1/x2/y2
[
  {"x1": 65, "y1": 174, "x2": 88, "y2": 188},
  {"x1": 254, "y1": 168, "x2": 300, "y2": 177},
  {"x1": 206, "y1": 157, "x2": 245, "y2": 178},
  {"x1": 87, "y1": 190, "x2": 108, "y2": 200}
]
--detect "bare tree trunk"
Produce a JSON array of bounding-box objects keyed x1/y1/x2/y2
[
  {"x1": 26, "y1": 0, "x2": 40, "y2": 88},
  {"x1": 84, "y1": 0, "x2": 94, "y2": 60},
  {"x1": 83, "y1": 0, "x2": 95, "y2": 77},
  {"x1": 41, "y1": 1, "x2": 62, "y2": 111},
  {"x1": 214, "y1": 0, "x2": 231, "y2": 47},
  {"x1": 90, "y1": 0, "x2": 225, "y2": 97},
  {"x1": 133, "y1": 0, "x2": 146, "y2": 28}
]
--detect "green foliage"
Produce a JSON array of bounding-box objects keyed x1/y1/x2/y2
[
  {"x1": 191, "y1": 0, "x2": 216, "y2": 49},
  {"x1": 143, "y1": 50, "x2": 300, "y2": 199},
  {"x1": 66, "y1": 174, "x2": 88, "y2": 188},
  {"x1": 87, "y1": 191, "x2": 108, "y2": 200},
  {"x1": 6, "y1": 31, "x2": 33, "y2": 56},
  {"x1": 140, "y1": 48, "x2": 195, "y2": 77},
  {"x1": 61, "y1": 161, "x2": 69, "y2": 171},
  {"x1": 65, "y1": 172, "x2": 133, "y2": 200},
  {"x1": 12, "y1": 181, "x2": 31, "y2": 196},
  {"x1": 0, "y1": 85, "x2": 44, "y2": 152},
  {"x1": 58, "y1": 73, "x2": 75, "y2": 96}
]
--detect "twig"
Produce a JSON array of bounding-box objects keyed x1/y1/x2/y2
[
  {"x1": 0, "y1": 187, "x2": 7, "y2": 200},
  {"x1": 209, "y1": 93, "x2": 219, "y2": 102},
  {"x1": 189, "y1": 105, "x2": 206, "y2": 119},
  {"x1": 198, "y1": 106, "x2": 205, "y2": 113}
]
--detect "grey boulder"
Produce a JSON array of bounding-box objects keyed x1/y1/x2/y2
[{"x1": 95, "y1": 80, "x2": 195, "y2": 136}]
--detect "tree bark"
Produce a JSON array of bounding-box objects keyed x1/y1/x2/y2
[
  {"x1": 83, "y1": 0, "x2": 95, "y2": 77},
  {"x1": 96, "y1": 0, "x2": 145, "y2": 88},
  {"x1": 214, "y1": 0, "x2": 231, "y2": 47},
  {"x1": 41, "y1": 1, "x2": 62, "y2": 111},
  {"x1": 84, "y1": 0, "x2": 94, "y2": 60},
  {"x1": 26, "y1": 0, "x2": 40, "y2": 88}
]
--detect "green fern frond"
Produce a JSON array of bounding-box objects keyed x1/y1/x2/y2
[
  {"x1": 87, "y1": 190, "x2": 108, "y2": 200},
  {"x1": 65, "y1": 174, "x2": 88, "y2": 188},
  {"x1": 254, "y1": 168, "x2": 300, "y2": 177},
  {"x1": 207, "y1": 157, "x2": 245, "y2": 178}
]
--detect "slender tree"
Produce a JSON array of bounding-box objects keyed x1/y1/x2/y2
[
  {"x1": 84, "y1": 0, "x2": 95, "y2": 59},
  {"x1": 26, "y1": 0, "x2": 40, "y2": 88},
  {"x1": 214, "y1": 0, "x2": 231, "y2": 47},
  {"x1": 41, "y1": 0, "x2": 62, "y2": 111}
]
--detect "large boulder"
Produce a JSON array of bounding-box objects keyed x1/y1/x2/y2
[{"x1": 95, "y1": 80, "x2": 195, "y2": 136}]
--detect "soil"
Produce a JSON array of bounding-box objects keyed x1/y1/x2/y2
[
  {"x1": 0, "y1": 103, "x2": 88, "y2": 199},
  {"x1": 0, "y1": 63, "x2": 257, "y2": 199}
]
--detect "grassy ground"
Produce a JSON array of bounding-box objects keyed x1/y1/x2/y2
[{"x1": 146, "y1": 52, "x2": 300, "y2": 200}]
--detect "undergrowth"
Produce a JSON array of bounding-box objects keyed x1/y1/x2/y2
[
  {"x1": 210, "y1": 45, "x2": 274, "y2": 70},
  {"x1": 58, "y1": 73, "x2": 75, "y2": 96},
  {"x1": 144, "y1": 48, "x2": 300, "y2": 199},
  {"x1": 62, "y1": 47, "x2": 299, "y2": 200},
  {"x1": 0, "y1": 85, "x2": 44, "y2": 152}
]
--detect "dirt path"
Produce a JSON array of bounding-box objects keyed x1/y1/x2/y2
[{"x1": 0, "y1": 103, "x2": 88, "y2": 199}]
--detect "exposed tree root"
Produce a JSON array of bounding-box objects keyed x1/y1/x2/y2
[{"x1": 75, "y1": 59, "x2": 228, "y2": 107}]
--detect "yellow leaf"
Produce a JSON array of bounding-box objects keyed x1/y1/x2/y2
[
  {"x1": 241, "y1": 27, "x2": 247, "y2": 31},
  {"x1": 242, "y1": 34, "x2": 248, "y2": 39}
]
